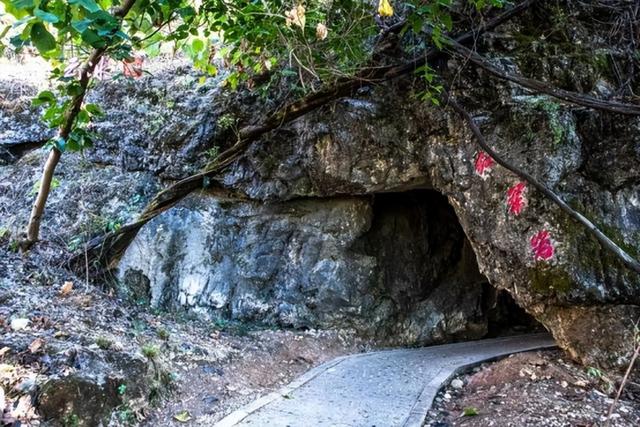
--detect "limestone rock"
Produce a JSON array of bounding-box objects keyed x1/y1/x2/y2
[{"x1": 118, "y1": 190, "x2": 491, "y2": 344}]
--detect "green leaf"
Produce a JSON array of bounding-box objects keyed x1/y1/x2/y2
[
  {"x1": 85, "y1": 103, "x2": 104, "y2": 117},
  {"x1": 9, "y1": 34, "x2": 27, "y2": 50},
  {"x1": 49, "y1": 136, "x2": 66, "y2": 152},
  {"x1": 11, "y1": 0, "x2": 35, "y2": 10},
  {"x1": 34, "y1": 8, "x2": 60, "y2": 24},
  {"x1": 30, "y1": 23, "x2": 56, "y2": 54},
  {"x1": 32, "y1": 90, "x2": 56, "y2": 106},
  {"x1": 173, "y1": 410, "x2": 192, "y2": 423},
  {"x1": 69, "y1": 0, "x2": 101, "y2": 13},
  {"x1": 71, "y1": 18, "x2": 93, "y2": 33},
  {"x1": 191, "y1": 38, "x2": 204, "y2": 52},
  {"x1": 66, "y1": 82, "x2": 84, "y2": 97},
  {"x1": 463, "y1": 407, "x2": 479, "y2": 417},
  {"x1": 81, "y1": 29, "x2": 106, "y2": 48}
]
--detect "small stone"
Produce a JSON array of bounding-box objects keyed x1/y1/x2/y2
[
  {"x1": 10, "y1": 318, "x2": 29, "y2": 331},
  {"x1": 451, "y1": 379, "x2": 464, "y2": 389},
  {"x1": 202, "y1": 395, "x2": 219, "y2": 406},
  {"x1": 15, "y1": 377, "x2": 37, "y2": 393},
  {"x1": 560, "y1": 381, "x2": 568, "y2": 388},
  {"x1": 443, "y1": 392, "x2": 452, "y2": 400}
]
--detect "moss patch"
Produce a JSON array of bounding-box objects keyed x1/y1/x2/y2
[{"x1": 528, "y1": 266, "x2": 574, "y2": 296}]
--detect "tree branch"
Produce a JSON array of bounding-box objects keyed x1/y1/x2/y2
[
  {"x1": 443, "y1": 35, "x2": 640, "y2": 115},
  {"x1": 444, "y1": 91, "x2": 640, "y2": 274},
  {"x1": 22, "y1": 0, "x2": 138, "y2": 248}
]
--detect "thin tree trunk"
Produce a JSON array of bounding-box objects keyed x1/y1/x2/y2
[
  {"x1": 21, "y1": 0, "x2": 137, "y2": 248},
  {"x1": 24, "y1": 148, "x2": 61, "y2": 244}
]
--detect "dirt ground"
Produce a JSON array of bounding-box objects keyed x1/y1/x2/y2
[
  {"x1": 425, "y1": 350, "x2": 640, "y2": 427},
  {"x1": 2, "y1": 246, "x2": 640, "y2": 426},
  {"x1": 141, "y1": 328, "x2": 369, "y2": 426},
  {"x1": 0, "y1": 247, "x2": 372, "y2": 426}
]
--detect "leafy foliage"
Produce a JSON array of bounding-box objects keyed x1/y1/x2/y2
[{"x1": 2, "y1": 0, "x2": 507, "y2": 135}]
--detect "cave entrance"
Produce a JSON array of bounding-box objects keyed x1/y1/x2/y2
[{"x1": 360, "y1": 189, "x2": 542, "y2": 344}]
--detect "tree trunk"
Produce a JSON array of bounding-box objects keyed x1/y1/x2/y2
[
  {"x1": 24, "y1": 148, "x2": 61, "y2": 245},
  {"x1": 21, "y1": 0, "x2": 137, "y2": 249}
]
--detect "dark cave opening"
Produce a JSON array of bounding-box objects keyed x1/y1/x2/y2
[{"x1": 361, "y1": 189, "x2": 542, "y2": 342}]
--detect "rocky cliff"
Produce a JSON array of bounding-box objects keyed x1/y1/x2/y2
[{"x1": 2, "y1": 2, "x2": 639, "y2": 371}]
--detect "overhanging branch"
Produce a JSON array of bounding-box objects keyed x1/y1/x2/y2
[{"x1": 443, "y1": 35, "x2": 640, "y2": 115}]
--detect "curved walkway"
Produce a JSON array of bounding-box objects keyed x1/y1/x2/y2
[{"x1": 215, "y1": 333, "x2": 556, "y2": 427}]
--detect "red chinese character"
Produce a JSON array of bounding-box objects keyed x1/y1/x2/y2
[
  {"x1": 475, "y1": 151, "x2": 495, "y2": 178},
  {"x1": 530, "y1": 230, "x2": 554, "y2": 261},
  {"x1": 506, "y1": 182, "x2": 527, "y2": 215}
]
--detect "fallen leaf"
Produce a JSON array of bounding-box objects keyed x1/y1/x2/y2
[
  {"x1": 10, "y1": 318, "x2": 29, "y2": 331},
  {"x1": 59, "y1": 281, "x2": 73, "y2": 297},
  {"x1": 0, "y1": 347, "x2": 10, "y2": 357},
  {"x1": 31, "y1": 316, "x2": 54, "y2": 329},
  {"x1": 28, "y1": 338, "x2": 45, "y2": 354},
  {"x1": 11, "y1": 394, "x2": 37, "y2": 420},
  {"x1": 122, "y1": 54, "x2": 144, "y2": 78},
  {"x1": 174, "y1": 410, "x2": 192, "y2": 423}
]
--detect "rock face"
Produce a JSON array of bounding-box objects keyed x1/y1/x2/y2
[
  {"x1": 37, "y1": 349, "x2": 153, "y2": 427},
  {"x1": 119, "y1": 189, "x2": 490, "y2": 344},
  {"x1": 115, "y1": 5, "x2": 640, "y2": 369},
  {"x1": 2, "y1": 3, "x2": 638, "y2": 370},
  {"x1": 120, "y1": 76, "x2": 640, "y2": 367}
]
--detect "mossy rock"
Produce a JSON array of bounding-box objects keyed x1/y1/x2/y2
[{"x1": 528, "y1": 266, "x2": 574, "y2": 296}]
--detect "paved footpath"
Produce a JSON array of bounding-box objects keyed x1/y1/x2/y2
[{"x1": 215, "y1": 333, "x2": 555, "y2": 427}]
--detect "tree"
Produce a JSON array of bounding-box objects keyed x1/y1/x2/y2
[{"x1": 1, "y1": 0, "x2": 639, "y2": 273}]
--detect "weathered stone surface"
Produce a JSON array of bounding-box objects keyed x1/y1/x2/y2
[
  {"x1": 116, "y1": 7, "x2": 640, "y2": 369},
  {"x1": 38, "y1": 349, "x2": 152, "y2": 427},
  {"x1": 2, "y1": 3, "x2": 639, "y2": 371},
  {"x1": 119, "y1": 189, "x2": 491, "y2": 345},
  {"x1": 120, "y1": 74, "x2": 639, "y2": 367}
]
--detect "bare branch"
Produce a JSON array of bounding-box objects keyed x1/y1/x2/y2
[{"x1": 443, "y1": 35, "x2": 640, "y2": 115}]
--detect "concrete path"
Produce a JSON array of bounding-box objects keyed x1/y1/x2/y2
[{"x1": 215, "y1": 333, "x2": 556, "y2": 427}]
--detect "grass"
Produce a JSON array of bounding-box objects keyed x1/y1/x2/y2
[
  {"x1": 157, "y1": 328, "x2": 170, "y2": 340},
  {"x1": 141, "y1": 344, "x2": 160, "y2": 359},
  {"x1": 95, "y1": 336, "x2": 113, "y2": 350}
]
